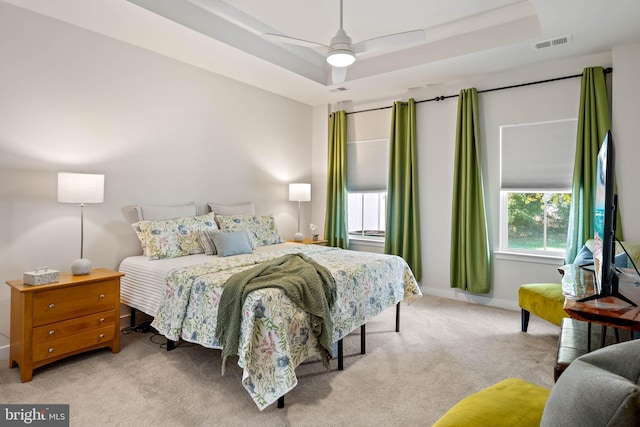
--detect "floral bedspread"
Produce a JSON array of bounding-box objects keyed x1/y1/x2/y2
[{"x1": 151, "y1": 244, "x2": 421, "y2": 410}]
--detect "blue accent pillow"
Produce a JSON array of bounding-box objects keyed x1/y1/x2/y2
[
  {"x1": 572, "y1": 244, "x2": 628, "y2": 268},
  {"x1": 615, "y1": 252, "x2": 629, "y2": 268},
  {"x1": 573, "y1": 245, "x2": 594, "y2": 266},
  {"x1": 210, "y1": 231, "x2": 253, "y2": 257}
]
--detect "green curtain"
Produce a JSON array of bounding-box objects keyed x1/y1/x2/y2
[
  {"x1": 385, "y1": 99, "x2": 422, "y2": 282},
  {"x1": 565, "y1": 66, "x2": 620, "y2": 263},
  {"x1": 324, "y1": 110, "x2": 349, "y2": 249},
  {"x1": 450, "y1": 88, "x2": 491, "y2": 293}
]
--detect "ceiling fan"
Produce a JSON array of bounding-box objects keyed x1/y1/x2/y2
[{"x1": 263, "y1": 0, "x2": 426, "y2": 84}]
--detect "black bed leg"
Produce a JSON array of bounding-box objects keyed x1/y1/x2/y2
[
  {"x1": 130, "y1": 307, "x2": 136, "y2": 328},
  {"x1": 337, "y1": 339, "x2": 344, "y2": 371},
  {"x1": 360, "y1": 324, "x2": 366, "y2": 354},
  {"x1": 277, "y1": 396, "x2": 285, "y2": 409},
  {"x1": 395, "y1": 302, "x2": 401, "y2": 332},
  {"x1": 166, "y1": 339, "x2": 176, "y2": 351}
]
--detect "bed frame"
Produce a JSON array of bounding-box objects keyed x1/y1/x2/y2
[{"x1": 128, "y1": 302, "x2": 402, "y2": 408}]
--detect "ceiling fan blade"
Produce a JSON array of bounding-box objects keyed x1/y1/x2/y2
[
  {"x1": 353, "y1": 29, "x2": 426, "y2": 55},
  {"x1": 263, "y1": 33, "x2": 328, "y2": 50},
  {"x1": 332, "y1": 66, "x2": 348, "y2": 84}
]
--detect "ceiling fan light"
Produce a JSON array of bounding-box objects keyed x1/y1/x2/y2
[{"x1": 327, "y1": 50, "x2": 355, "y2": 67}]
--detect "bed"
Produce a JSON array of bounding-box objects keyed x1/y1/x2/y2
[{"x1": 119, "y1": 206, "x2": 421, "y2": 410}]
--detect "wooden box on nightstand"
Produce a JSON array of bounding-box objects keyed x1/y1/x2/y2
[{"x1": 5, "y1": 268, "x2": 124, "y2": 382}]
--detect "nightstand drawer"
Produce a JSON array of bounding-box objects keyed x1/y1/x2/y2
[
  {"x1": 33, "y1": 280, "x2": 117, "y2": 326},
  {"x1": 33, "y1": 310, "x2": 116, "y2": 344},
  {"x1": 33, "y1": 325, "x2": 115, "y2": 362}
]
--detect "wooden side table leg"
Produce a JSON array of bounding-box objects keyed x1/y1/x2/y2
[{"x1": 20, "y1": 364, "x2": 33, "y2": 382}]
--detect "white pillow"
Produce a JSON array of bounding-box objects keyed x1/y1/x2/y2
[
  {"x1": 207, "y1": 202, "x2": 255, "y2": 216},
  {"x1": 135, "y1": 202, "x2": 197, "y2": 221}
]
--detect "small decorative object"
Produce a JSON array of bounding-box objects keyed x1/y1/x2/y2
[
  {"x1": 289, "y1": 183, "x2": 311, "y2": 242},
  {"x1": 58, "y1": 172, "x2": 105, "y2": 275},
  {"x1": 23, "y1": 267, "x2": 59, "y2": 286},
  {"x1": 309, "y1": 224, "x2": 319, "y2": 241}
]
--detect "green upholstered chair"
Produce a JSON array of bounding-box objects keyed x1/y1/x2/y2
[
  {"x1": 519, "y1": 283, "x2": 568, "y2": 331},
  {"x1": 432, "y1": 378, "x2": 549, "y2": 427},
  {"x1": 432, "y1": 340, "x2": 640, "y2": 427}
]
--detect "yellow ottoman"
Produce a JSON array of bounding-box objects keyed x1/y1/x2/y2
[
  {"x1": 518, "y1": 283, "x2": 569, "y2": 331},
  {"x1": 432, "y1": 378, "x2": 550, "y2": 427}
]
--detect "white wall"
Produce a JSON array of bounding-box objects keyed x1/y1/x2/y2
[
  {"x1": 0, "y1": 4, "x2": 313, "y2": 346},
  {"x1": 316, "y1": 50, "x2": 640, "y2": 311},
  {"x1": 612, "y1": 43, "x2": 640, "y2": 242}
]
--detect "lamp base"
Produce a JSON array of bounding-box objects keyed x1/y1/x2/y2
[
  {"x1": 71, "y1": 258, "x2": 92, "y2": 276},
  {"x1": 293, "y1": 232, "x2": 304, "y2": 242}
]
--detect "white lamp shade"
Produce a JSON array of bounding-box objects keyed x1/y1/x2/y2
[
  {"x1": 58, "y1": 172, "x2": 105, "y2": 204},
  {"x1": 289, "y1": 183, "x2": 311, "y2": 202}
]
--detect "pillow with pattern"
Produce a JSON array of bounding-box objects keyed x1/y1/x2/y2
[
  {"x1": 132, "y1": 212, "x2": 218, "y2": 260},
  {"x1": 216, "y1": 214, "x2": 283, "y2": 247}
]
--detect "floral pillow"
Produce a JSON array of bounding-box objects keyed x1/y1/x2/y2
[
  {"x1": 216, "y1": 214, "x2": 283, "y2": 247},
  {"x1": 132, "y1": 212, "x2": 218, "y2": 260}
]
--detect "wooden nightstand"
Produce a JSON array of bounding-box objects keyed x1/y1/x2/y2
[
  {"x1": 6, "y1": 268, "x2": 124, "y2": 382},
  {"x1": 286, "y1": 238, "x2": 328, "y2": 246}
]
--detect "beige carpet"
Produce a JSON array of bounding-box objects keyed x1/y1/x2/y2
[{"x1": 0, "y1": 296, "x2": 559, "y2": 426}]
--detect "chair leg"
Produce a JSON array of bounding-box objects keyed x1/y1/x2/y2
[{"x1": 521, "y1": 309, "x2": 530, "y2": 332}]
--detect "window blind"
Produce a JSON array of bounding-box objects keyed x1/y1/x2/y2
[
  {"x1": 347, "y1": 138, "x2": 388, "y2": 192},
  {"x1": 500, "y1": 119, "x2": 577, "y2": 191}
]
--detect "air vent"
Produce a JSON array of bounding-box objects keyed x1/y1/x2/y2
[
  {"x1": 531, "y1": 35, "x2": 572, "y2": 50},
  {"x1": 329, "y1": 86, "x2": 349, "y2": 93}
]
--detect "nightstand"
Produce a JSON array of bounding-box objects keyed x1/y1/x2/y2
[
  {"x1": 6, "y1": 268, "x2": 124, "y2": 382},
  {"x1": 286, "y1": 238, "x2": 328, "y2": 245}
]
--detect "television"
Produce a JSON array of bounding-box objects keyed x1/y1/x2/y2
[{"x1": 579, "y1": 130, "x2": 636, "y2": 306}]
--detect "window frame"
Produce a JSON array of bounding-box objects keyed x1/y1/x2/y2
[
  {"x1": 498, "y1": 119, "x2": 577, "y2": 258},
  {"x1": 347, "y1": 191, "x2": 387, "y2": 242}
]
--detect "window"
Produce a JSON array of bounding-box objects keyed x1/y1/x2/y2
[
  {"x1": 348, "y1": 192, "x2": 386, "y2": 238},
  {"x1": 347, "y1": 138, "x2": 388, "y2": 241},
  {"x1": 501, "y1": 192, "x2": 571, "y2": 252},
  {"x1": 500, "y1": 119, "x2": 577, "y2": 255}
]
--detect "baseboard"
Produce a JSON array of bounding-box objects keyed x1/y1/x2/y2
[
  {"x1": 420, "y1": 287, "x2": 520, "y2": 312},
  {"x1": 0, "y1": 344, "x2": 9, "y2": 362},
  {"x1": 0, "y1": 331, "x2": 8, "y2": 361}
]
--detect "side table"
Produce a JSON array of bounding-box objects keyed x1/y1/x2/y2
[{"x1": 6, "y1": 268, "x2": 124, "y2": 382}]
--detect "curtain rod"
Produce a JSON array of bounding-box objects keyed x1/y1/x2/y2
[{"x1": 345, "y1": 67, "x2": 613, "y2": 115}]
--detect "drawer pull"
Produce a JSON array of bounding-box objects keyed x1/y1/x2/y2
[
  {"x1": 99, "y1": 294, "x2": 105, "y2": 299},
  {"x1": 49, "y1": 330, "x2": 55, "y2": 336},
  {"x1": 48, "y1": 348, "x2": 54, "y2": 353},
  {"x1": 99, "y1": 317, "x2": 105, "y2": 323},
  {"x1": 99, "y1": 333, "x2": 105, "y2": 339},
  {"x1": 49, "y1": 303, "x2": 55, "y2": 309}
]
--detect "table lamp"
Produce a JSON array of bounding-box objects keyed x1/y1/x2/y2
[
  {"x1": 289, "y1": 183, "x2": 311, "y2": 242},
  {"x1": 58, "y1": 172, "x2": 105, "y2": 275}
]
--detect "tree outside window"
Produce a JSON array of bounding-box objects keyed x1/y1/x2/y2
[{"x1": 505, "y1": 192, "x2": 571, "y2": 252}]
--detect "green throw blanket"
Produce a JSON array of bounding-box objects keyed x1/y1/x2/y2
[{"x1": 215, "y1": 253, "x2": 337, "y2": 372}]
